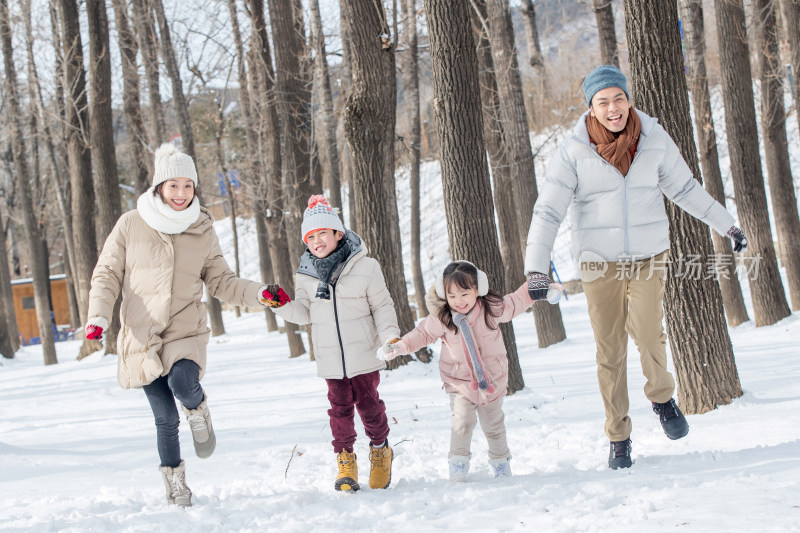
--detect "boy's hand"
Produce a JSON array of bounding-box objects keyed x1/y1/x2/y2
[
  {"x1": 527, "y1": 272, "x2": 550, "y2": 301},
  {"x1": 380, "y1": 338, "x2": 408, "y2": 360},
  {"x1": 727, "y1": 226, "x2": 748, "y2": 252},
  {"x1": 261, "y1": 284, "x2": 291, "y2": 308}
]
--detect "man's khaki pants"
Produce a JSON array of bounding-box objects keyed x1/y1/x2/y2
[
  {"x1": 448, "y1": 393, "x2": 510, "y2": 460},
  {"x1": 582, "y1": 252, "x2": 675, "y2": 441}
]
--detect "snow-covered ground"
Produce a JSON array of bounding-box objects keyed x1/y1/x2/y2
[{"x1": 1, "y1": 286, "x2": 799, "y2": 532}]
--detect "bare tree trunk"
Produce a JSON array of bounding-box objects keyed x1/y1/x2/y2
[
  {"x1": 0, "y1": 221, "x2": 19, "y2": 352},
  {"x1": 269, "y1": 0, "x2": 316, "y2": 359},
  {"x1": 338, "y1": 0, "x2": 357, "y2": 235},
  {"x1": 268, "y1": 0, "x2": 313, "y2": 267},
  {"x1": 471, "y1": 0, "x2": 524, "y2": 293},
  {"x1": 310, "y1": 0, "x2": 343, "y2": 211},
  {"x1": 424, "y1": 0, "x2": 524, "y2": 393},
  {"x1": 58, "y1": 0, "x2": 102, "y2": 360},
  {"x1": 130, "y1": 0, "x2": 165, "y2": 145},
  {"x1": 485, "y1": 0, "x2": 566, "y2": 349},
  {"x1": 23, "y1": 0, "x2": 64, "y2": 350},
  {"x1": 151, "y1": 0, "x2": 225, "y2": 334},
  {"x1": 1, "y1": 0, "x2": 57, "y2": 365},
  {"x1": 87, "y1": 0, "x2": 122, "y2": 240},
  {"x1": 520, "y1": 0, "x2": 544, "y2": 68},
  {"x1": 62, "y1": 251, "x2": 80, "y2": 327},
  {"x1": 111, "y1": 0, "x2": 151, "y2": 196},
  {"x1": 714, "y1": 0, "x2": 791, "y2": 326},
  {"x1": 780, "y1": 0, "x2": 800, "y2": 133},
  {"x1": 401, "y1": 0, "x2": 428, "y2": 318},
  {"x1": 341, "y1": 0, "x2": 429, "y2": 368},
  {"x1": 48, "y1": 1, "x2": 79, "y2": 334},
  {"x1": 213, "y1": 91, "x2": 242, "y2": 318},
  {"x1": 0, "y1": 205, "x2": 15, "y2": 357},
  {"x1": 678, "y1": 0, "x2": 749, "y2": 326},
  {"x1": 151, "y1": 0, "x2": 193, "y2": 160},
  {"x1": 87, "y1": 0, "x2": 123, "y2": 355},
  {"x1": 517, "y1": 0, "x2": 546, "y2": 129},
  {"x1": 753, "y1": 0, "x2": 800, "y2": 311},
  {"x1": 593, "y1": 0, "x2": 619, "y2": 67},
  {"x1": 227, "y1": 0, "x2": 277, "y2": 331},
  {"x1": 624, "y1": 0, "x2": 742, "y2": 413},
  {"x1": 249, "y1": 0, "x2": 306, "y2": 357},
  {"x1": 484, "y1": 0, "x2": 534, "y2": 249},
  {"x1": 254, "y1": 211, "x2": 278, "y2": 332}
]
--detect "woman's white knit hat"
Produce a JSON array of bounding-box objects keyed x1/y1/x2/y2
[
  {"x1": 301, "y1": 195, "x2": 345, "y2": 243},
  {"x1": 152, "y1": 143, "x2": 198, "y2": 187}
]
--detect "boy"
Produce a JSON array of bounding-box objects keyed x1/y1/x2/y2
[{"x1": 263, "y1": 195, "x2": 400, "y2": 491}]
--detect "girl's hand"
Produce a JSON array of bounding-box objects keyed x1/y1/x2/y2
[{"x1": 546, "y1": 283, "x2": 565, "y2": 304}]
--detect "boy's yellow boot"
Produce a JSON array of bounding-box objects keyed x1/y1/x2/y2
[
  {"x1": 335, "y1": 450, "x2": 359, "y2": 492},
  {"x1": 368, "y1": 440, "x2": 393, "y2": 489}
]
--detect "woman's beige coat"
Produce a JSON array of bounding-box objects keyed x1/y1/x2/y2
[{"x1": 88, "y1": 207, "x2": 262, "y2": 389}]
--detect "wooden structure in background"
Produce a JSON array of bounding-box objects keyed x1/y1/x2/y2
[{"x1": 11, "y1": 274, "x2": 74, "y2": 343}]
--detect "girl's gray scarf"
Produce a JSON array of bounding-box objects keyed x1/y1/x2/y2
[
  {"x1": 452, "y1": 306, "x2": 496, "y2": 394},
  {"x1": 311, "y1": 239, "x2": 351, "y2": 299}
]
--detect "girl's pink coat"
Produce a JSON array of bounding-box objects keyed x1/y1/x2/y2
[{"x1": 401, "y1": 283, "x2": 534, "y2": 404}]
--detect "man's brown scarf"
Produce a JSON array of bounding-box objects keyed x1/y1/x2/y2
[{"x1": 586, "y1": 109, "x2": 641, "y2": 176}]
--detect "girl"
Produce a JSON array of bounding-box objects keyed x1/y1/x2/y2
[
  {"x1": 385, "y1": 261, "x2": 534, "y2": 481},
  {"x1": 85, "y1": 143, "x2": 270, "y2": 507}
]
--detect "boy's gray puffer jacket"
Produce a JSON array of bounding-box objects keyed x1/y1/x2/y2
[{"x1": 271, "y1": 231, "x2": 400, "y2": 379}]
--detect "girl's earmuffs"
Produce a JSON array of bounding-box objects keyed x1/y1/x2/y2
[{"x1": 435, "y1": 260, "x2": 489, "y2": 300}]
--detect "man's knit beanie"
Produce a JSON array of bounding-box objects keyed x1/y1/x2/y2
[
  {"x1": 152, "y1": 143, "x2": 198, "y2": 187},
  {"x1": 582, "y1": 65, "x2": 629, "y2": 107},
  {"x1": 301, "y1": 195, "x2": 345, "y2": 243}
]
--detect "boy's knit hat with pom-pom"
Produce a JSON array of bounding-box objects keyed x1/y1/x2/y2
[
  {"x1": 152, "y1": 142, "x2": 198, "y2": 188},
  {"x1": 301, "y1": 195, "x2": 345, "y2": 243}
]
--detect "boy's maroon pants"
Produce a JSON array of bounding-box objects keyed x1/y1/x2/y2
[{"x1": 325, "y1": 370, "x2": 389, "y2": 453}]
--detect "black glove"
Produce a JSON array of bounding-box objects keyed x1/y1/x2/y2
[
  {"x1": 527, "y1": 272, "x2": 550, "y2": 301},
  {"x1": 727, "y1": 226, "x2": 748, "y2": 253}
]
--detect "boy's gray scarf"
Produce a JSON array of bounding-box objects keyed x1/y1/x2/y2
[
  {"x1": 452, "y1": 309, "x2": 496, "y2": 394},
  {"x1": 311, "y1": 239, "x2": 351, "y2": 299}
]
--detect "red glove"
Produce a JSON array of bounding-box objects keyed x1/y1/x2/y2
[
  {"x1": 262, "y1": 284, "x2": 291, "y2": 308},
  {"x1": 85, "y1": 324, "x2": 104, "y2": 341}
]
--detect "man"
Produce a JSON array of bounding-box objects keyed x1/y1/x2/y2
[{"x1": 524, "y1": 65, "x2": 747, "y2": 469}]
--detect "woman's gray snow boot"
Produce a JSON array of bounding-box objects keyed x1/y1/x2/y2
[
  {"x1": 159, "y1": 460, "x2": 192, "y2": 507},
  {"x1": 181, "y1": 393, "x2": 216, "y2": 459}
]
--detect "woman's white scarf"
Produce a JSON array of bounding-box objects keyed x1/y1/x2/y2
[{"x1": 136, "y1": 187, "x2": 201, "y2": 234}]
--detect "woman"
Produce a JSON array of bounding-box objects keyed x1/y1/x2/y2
[{"x1": 85, "y1": 143, "x2": 269, "y2": 507}]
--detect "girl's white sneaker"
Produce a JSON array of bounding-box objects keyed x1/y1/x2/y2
[
  {"x1": 448, "y1": 455, "x2": 470, "y2": 482},
  {"x1": 489, "y1": 457, "x2": 512, "y2": 478}
]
